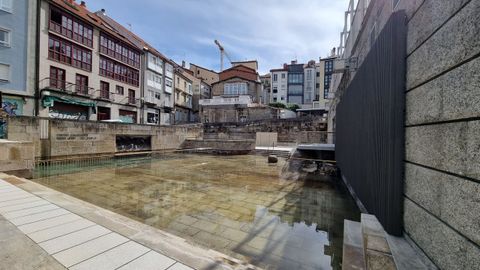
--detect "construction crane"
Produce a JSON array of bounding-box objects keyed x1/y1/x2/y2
[{"x1": 214, "y1": 39, "x2": 233, "y2": 71}]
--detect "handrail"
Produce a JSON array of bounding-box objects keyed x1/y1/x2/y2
[{"x1": 39, "y1": 77, "x2": 95, "y2": 96}]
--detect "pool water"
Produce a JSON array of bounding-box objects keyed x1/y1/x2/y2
[{"x1": 33, "y1": 154, "x2": 360, "y2": 270}]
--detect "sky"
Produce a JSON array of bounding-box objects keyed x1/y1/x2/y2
[{"x1": 87, "y1": 0, "x2": 348, "y2": 74}]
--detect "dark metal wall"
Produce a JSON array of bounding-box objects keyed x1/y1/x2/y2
[{"x1": 336, "y1": 11, "x2": 406, "y2": 236}]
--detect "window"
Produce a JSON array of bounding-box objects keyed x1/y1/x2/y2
[
  {"x1": 324, "y1": 74, "x2": 332, "y2": 89},
  {"x1": 97, "y1": 107, "x2": 110, "y2": 121},
  {"x1": 272, "y1": 87, "x2": 278, "y2": 94},
  {"x1": 49, "y1": 8, "x2": 93, "y2": 47},
  {"x1": 0, "y1": 63, "x2": 9, "y2": 82},
  {"x1": 75, "y1": 74, "x2": 88, "y2": 95},
  {"x1": 49, "y1": 66, "x2": 65, "y2": 89},
  {"x1": 99, "y1": 33, "x2": 139, "y2": 68},
  {"x1": 288, "y1": 73, "x2": 303, "y2": 83},
  {"x1": 100, "y1": 81, "x2": 110, "y2": 100},
  {"x1": 116, "y1": 85, "x2": 124, "y2": 95},
  {"x1": 316, "y1": 72, "x2": 320, "y2": 77},
  {"x1": 119, "y1": 110, "x2": 136, "y2": 124},
  {"x1": 273, "y1": 74, "x2": 278, "y2": 81},
  {"x1": 273, "y1": 97, "x2": 277, "y2": 102},
  {"x1": 148, "y1": 54, "x2": 163, "y2": 73},
  {"x1": 306, "y1": 70, "x2": 313, "y2": 80},
  {"x1": 325, "y1": 61, "x2": 333, "y2": 73},
  {"x1": 0, "y1": 28, "x2": 10, "y2": 47},
  {"x1": 48, "y1": 35, "x2": 91, "y2": 71},
  {"x1": 281, "y1": 73, "x2": 286, "y2": 79},
  {"x1": 177, "y1": 77, "x2": 180, "y2": 85},
  {"x1": 0, "y1": 0, "x2": 12, "y2": 12},
  {"x1": 147, "y1": 111, "x2": 159, "y2": 124},
  {"x1": 281, "y1": 96, "x2": 285, "y2": 101},
  {"x1": 165, "y1": 78, "x2": 173, "y2": 94},
  {"x1": 224, "y1": 83, "x2": 247, "y2": 96},
  {"x1": 99, "y1": 57, "x2": 139, "y2": 86},
  {"x1": 128, "y1": 89, "x2": 135, "y2": 104}
]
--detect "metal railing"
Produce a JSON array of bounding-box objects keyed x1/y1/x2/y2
[{"x1": 39, "y1": 78, "x2": 95, "y2": 96}]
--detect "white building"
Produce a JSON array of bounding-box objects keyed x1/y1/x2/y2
[
  {"x1": 270, "y1": 66, "x2": 288, "y2": 104},
  {"x1": 303, "y1": 61, "x2": 316, "y2": 108}
]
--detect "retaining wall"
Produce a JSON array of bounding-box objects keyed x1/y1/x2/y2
[{"x1": 6, "y1": 116, "x2": 203, "y2": 159}]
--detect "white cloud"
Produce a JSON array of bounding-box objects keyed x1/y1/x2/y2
[{"x1": 89, "y1": 0, "x2": 348, "y2": 74}]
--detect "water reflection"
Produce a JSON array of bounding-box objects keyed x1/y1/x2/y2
[{"x1": 33, "y1": 154, "x2": 359, "y2": 269}]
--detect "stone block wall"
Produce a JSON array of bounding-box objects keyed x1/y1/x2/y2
[
  {"x1": 0, "y1": 139, "x2": 34, "y2": 173},
  {"x1": 6, "y1": 116, "x2": 203, "y2": 159},
  {"x1": 403, "y1": 0, "x2": 480, "y2": 269},
  {"x1": 203, "y1": 118, "x2": 327, "y2": 144}
]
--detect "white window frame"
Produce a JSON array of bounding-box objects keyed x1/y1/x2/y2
[
  {"x1": 0, "y1": 62, "x2": 10, "y2": 82},
  {"x1": 0, "y1": 0, "x2": 12, "y2": 13},
  {"x1": 0, "y1": 27, "x2": 11, "y2": 47}
]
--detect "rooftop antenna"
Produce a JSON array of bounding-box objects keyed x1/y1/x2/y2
[{"x1": 127, "y1": 23, "x2": 132, "y2": 31}]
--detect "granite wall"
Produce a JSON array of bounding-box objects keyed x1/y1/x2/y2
[
  {"x1": 6, "y1": 116, "x2": 203, "y2": 159},
  {"x1": 403, "y1": 0, "x2": 480, "y2": 269},
  {"x1": 338, "y1": 0, "x2": 480, "y2": 269},
  {"x1": 203, "y1": 118, "x2": 327, "y2": 144}
]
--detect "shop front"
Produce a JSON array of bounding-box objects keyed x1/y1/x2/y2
[
  {"x1": 119, "y1": 109, "x2": 137, "y2": 124},
  {"x1": 42, "y1": 96, "x2": 96, "y2": 121}
]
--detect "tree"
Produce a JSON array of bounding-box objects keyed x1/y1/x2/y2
[
  {"x1": 287, "y1": 103, "x2": 300, "y2": 112},
  {"x1": 268, "y1": 102, "x2": 286, "y2": 109}
]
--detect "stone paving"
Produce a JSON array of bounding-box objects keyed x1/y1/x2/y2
[{"x1": 0, "y1": 178, "x2": 193, "y2": 270}]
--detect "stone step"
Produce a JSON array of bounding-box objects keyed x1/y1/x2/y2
[{"x1": 343, "y1": 214, "x2": 438, "y2": 270}]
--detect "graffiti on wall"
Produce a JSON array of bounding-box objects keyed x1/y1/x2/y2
[
  {"x1": 49, "y1": 109, "x2": 88, "y2": 121},
  {"x1": 116, "y1": 135, "x2": 152, "y2": 152},
  {"x1": 1, "y1": 97, "x2": 24, "y2": 116}
]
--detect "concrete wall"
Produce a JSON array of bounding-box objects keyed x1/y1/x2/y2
[
  {"x1": 403, "y1": 1, "x2": 480, "y2": 269},
  {"x1": 6, "y1": 116, "x2": 203, "y2": 159}
]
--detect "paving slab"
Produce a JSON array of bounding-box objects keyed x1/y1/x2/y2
[
  {"x1": 53, "y1": 232, "x2": 129, "y2": 267},
  {"x1": 39, "y1": 225, "x2": 111, "y2": 254},
  {"x1": 0, "y1": 216, "x2": 66, "y2": 270},
  {"x1": 118, "y1": 250, "x2": 176, "y2": 270},
  {"x1": 0, "y1": 193, "x2": 33, "y2": 202},
  {"x1": 0, "y1": 178, "x2": 258, "y2": 270},
  {"x1": 28, "y1": 219, "x2": 96, "y2": 243},
  {"x1": 3, "y1": 204, "x2": 60, "y2": 219},
  {"x1": 10, "y1": 208, "x2": 70, "y2": 226},
  {"x1": 70, "y1": 241, "x2": 150, "y2": 270},
  {"x1": 18, "y1": 213, "x2": 81, "y2": 234},
  {"x1": 0, "y1": 199, "x2": 51, "y2": 213}
]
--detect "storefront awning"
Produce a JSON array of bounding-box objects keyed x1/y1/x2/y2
[{"x1": 42, "y1": 96, "x2": 96, "y2": 109}]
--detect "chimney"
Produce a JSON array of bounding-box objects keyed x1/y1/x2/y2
[
  {"x1": 291, "y1": 60, "x2": 297, "y2": 65},
  {"x1": 182, "y1": 60, "x2": 185, "y2": 68},
  {"x1": 283, "y1": 63, "x2": 287, "y2": 69},
  {"x1": 331, "y1": 47, "x2": 336, "y2": 56},
  {"x1": 80, "y1": 1, "x2": 86, "y2": 8},
  {"x1": 100, "y1": 8, "x2": 106, "y2": 14}
]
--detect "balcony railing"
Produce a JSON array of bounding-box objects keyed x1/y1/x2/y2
[
  {"x1": 40, "y1": 78, "x2": 94, "y2": 96},
  {"x1": 95, "y1": 89, "x2": 115, "y2": 102}
]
